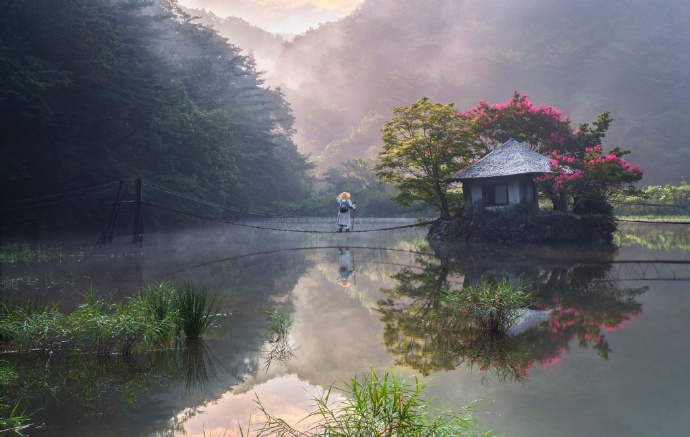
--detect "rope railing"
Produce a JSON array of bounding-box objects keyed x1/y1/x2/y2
[
  {"x1": 145, "y1": 200, "x2": 436, "y2": 234},
  {"x1": 0, "y1": 181, "x2": 122, "y2": 207},
  {"x1": 3, "y1": 180, "x2": 689, "y2": 232},
  {"x1": 0, "y1": 182, "x2": 122, "y2": 227}
]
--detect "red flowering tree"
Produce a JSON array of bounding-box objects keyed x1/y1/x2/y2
[
  {"x1": 459, "y1": 91, "x2": 642, "y2": 214},
  {"x1": 458, "y1": 90, "x2": 613, "y2": 156},
  {"x1": 534, "y1": 144, "x2": 644, "y2": 214},
  {"x1": 458, "y1": 91, "x2": 570, "y2": 154}
]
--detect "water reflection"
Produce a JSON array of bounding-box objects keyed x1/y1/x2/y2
[
  {"x1": 336, "y1": 247, "x2": 356, "y2": 287},
  {"x1": 2, "y1": 223, "x2": 687, "y2": 436},
  {"x1": 1, "y1": 340, "x2": 221, "y2": 435},
  {"x1": 378, "y1": 244, "x2": 649, "y2": 383}
]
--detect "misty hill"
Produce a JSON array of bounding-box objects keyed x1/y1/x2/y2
[
  {"x1": 0, "y1": 0, "x2": 312, "y2": 228},
  {"x1": 181, "y1": 8, "x2": 286, "y2": 73},
  {"x1": 269, "y1": 0, "x2": 690, "y2": 185}
]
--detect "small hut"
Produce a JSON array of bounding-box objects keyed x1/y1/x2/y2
[{"x1": 447, "y1": 138, "x2": 551, "y2": 211}]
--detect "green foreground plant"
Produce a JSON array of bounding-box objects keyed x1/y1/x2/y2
[{"x1": 251, "y1": 368, "x2": 490, "y2": 436}]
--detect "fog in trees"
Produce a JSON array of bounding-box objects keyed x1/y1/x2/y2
[{"x1": 211, "y1": 0, "x2": 688, "y2": 184}]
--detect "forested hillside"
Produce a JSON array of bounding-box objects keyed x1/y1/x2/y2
[
  {"x1": 268, "y1": 0, "x2": 690, "y2": 185},
  {"x1": 180, "y1": 9, "x2": 286, "y2": 74},
  {"x1": 0, "y1": 0, "x2": 312, "y2": 227}
]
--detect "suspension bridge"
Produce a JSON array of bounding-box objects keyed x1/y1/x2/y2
[{"x1": 1, "y1": 179, "x2": 688, "y2": 243}]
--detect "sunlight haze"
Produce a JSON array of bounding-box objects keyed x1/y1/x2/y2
[{"x1": 177, "y1": 0, "x2": 363, "y2": 34}]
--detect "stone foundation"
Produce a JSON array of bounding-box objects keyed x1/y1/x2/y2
[{"x1": 427, "y1": 212, "x2": 617, "y2": 245}]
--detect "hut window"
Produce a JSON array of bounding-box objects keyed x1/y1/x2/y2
[{"x1": 482, "y1": 184, "x2": 508, "y2": 205}]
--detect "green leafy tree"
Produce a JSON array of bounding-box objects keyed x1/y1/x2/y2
[{"x1": 376, "y1": 97, "x2": 473, "y2": 220}]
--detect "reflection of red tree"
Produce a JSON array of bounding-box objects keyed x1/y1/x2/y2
[
  {"x1": 432, "y1": 291, "x2": 644, "y2": 383},
  {"x1": 529, "y1": 297, "x2": 643, "y2": 366}
]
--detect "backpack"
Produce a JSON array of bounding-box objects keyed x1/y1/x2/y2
[{"x1": 339, "y1": 200, "x2": 349, "y2": 213}]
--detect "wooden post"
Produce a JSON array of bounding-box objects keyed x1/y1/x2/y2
[
  {"x1": 98, "y1": 180, "x2": 124, "y2": 245},
  {"x1": 351, "y1": 193, "x2": 356, "y2": 231},
  {"x1": 132, "y1": 178, "x2": 143, "y2": 243}
]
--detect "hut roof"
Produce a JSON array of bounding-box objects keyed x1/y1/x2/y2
[{"x1": 447, "y1": 138, "x2": 552, "y2": 181}]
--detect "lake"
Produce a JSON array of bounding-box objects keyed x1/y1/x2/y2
[{"x1": 1, "y1": 220, "x2": 688, "y2": 436}]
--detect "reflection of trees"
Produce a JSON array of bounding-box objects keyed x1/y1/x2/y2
[
  {"x1": 378, "y1": 254, "x2": 456, "y2": 376},
  {"x1": 378, "y1": 245, "x2": 648, "y2": 382},
  {"x1": 531, "y1": 264, "x2": 647, "y2": 360},
  {"x1": 1, "y1": 340, "x2": 222, "y2": 435}
]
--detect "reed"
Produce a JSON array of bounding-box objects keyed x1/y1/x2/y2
[
  {"x1": 174, "y1": 284, "x2": 221, "y2": 339},
  {"x1": 445, "y1": 278, "x2": 532, "y2": 333},
  {"x1": 0, "y1": 281, "x2": 221, "y2": 355},
  {"x1": 0, "y1": 399, "x2": 29, "y2": 435},
  {"x1": 135, "y1": 281, "x2": 178, "y2": 345},
  {"x1": 253, "y1": 368, "x2": 487, "y2": 436}
]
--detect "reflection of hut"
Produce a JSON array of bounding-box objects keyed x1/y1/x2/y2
[
  {"x1": 506, "y1": 309, "x2": 552, "y2": 337},
  {"x1": 447, "y1": 139, "x2": 551, "y2": 212}
]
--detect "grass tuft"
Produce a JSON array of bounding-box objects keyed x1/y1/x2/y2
[
  {"x1": 252, "y1": 368, "x2": 489, "y2": 436},
  {"x1": 175, "y1": 284, "x2": 221, "y2": 339},
  {"x1": 444, "y1": 278, "x2": 533, "y2": 333}
]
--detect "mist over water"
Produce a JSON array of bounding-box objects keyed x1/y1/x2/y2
[{"x1": 2, "y1": 222, "x2": 688, "y2": 436}]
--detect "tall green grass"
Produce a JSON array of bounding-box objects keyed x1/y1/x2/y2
[
  {"x1": 0, "y1": 399, "x2": 29, "y2": 435},
  {"x1": 252, "y1": 368, "x2": 489, "y2": 436},
  {"x1": 0, "y1": 281, "x2": 221, "y2": 355},
  {"x1": 175, "y1": 284, "x2": 221, "y2": 339},
  {"x1": 0, "y1": 363, "x2": 30, "y2": 434}
]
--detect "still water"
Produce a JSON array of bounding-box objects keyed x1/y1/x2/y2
[{"x1": 1, "y1": 220, "x2": 688, "y2": 436}]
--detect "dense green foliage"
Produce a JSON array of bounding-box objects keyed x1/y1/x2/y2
[
  {"x1": 376, "y1": 97, "x2": 473, "y2": 219},
  {"x1": 0, "y1": 0, "x2": 312, "y2": 229},
  {"x1": 614, "y1": 182, "x2": 690, "y2": 218}
]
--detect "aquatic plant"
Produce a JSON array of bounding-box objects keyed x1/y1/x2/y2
[
  {"x1": 0, "y1": 399, "x2": 29, "y2": 435},
  {"x1": 264, "y1": 308, "x2": 293, "y2": 342},
  {"x1": 69, "y1": 294, "x2": 151, "y2": 355},
  {"x1": 135, "y1": 281, "x2": 179, "y2": 345},
  {"x1": 174, "y1": 284, "x2": 221, "y2": 339},
  {"x1": 0, "y1": 281, "x2": 221, "y2": 355},
  {"x1": 262, "y1": 308, "x2": 297, "y2": 370},
  {"x1": 445, "y1": 278, "x2": 532, "y2": 333},
  {"x1": 252, "y1": 368, "x2": 488, "y2": 436}
]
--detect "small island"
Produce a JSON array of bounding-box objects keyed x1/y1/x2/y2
[
  {"x1": 429, "y1": 139, "x2": 621, "y2": 245},
  {"x1": 375, "y1": 93, "x2": 644, "y2": 246}
]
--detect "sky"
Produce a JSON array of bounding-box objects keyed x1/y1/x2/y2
[{"x1": 177, "y1": 0, "x2": 363, "y2": 35}]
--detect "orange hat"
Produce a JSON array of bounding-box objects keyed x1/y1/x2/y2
[{"x1": 339, "y1": 192, "x2": 351, "y2": 200}]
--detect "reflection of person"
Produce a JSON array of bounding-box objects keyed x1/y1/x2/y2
[
  {"x1": 336, "y1": 247, "x2": 356, "y2": 287},
  {"x1": 336, "y1": 192, "x2": 356, "y2": 232}
]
